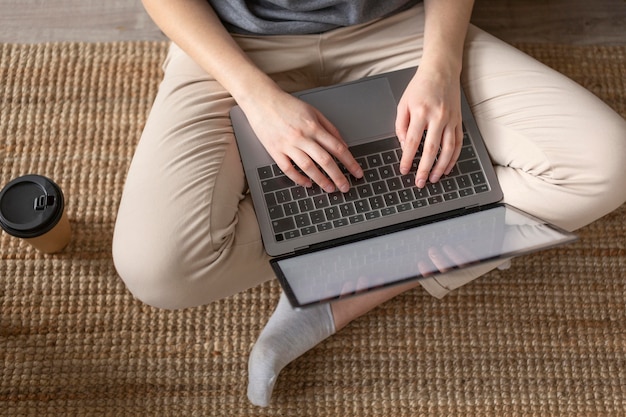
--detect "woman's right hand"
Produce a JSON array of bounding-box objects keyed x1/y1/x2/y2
[{"x1": 240, "y1": 87, "x2": 363, "y2": 193}]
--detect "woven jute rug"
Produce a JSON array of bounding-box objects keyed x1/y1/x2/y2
[{"x1": 1, "y1": 41, "x2": 625, "y2": 416}]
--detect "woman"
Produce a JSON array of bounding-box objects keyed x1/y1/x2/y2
[{"x1": 112, "y1": 0, "x2": 626, "y2": 407}]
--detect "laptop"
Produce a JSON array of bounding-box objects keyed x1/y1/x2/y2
[{"x1": 230, "y1": 66, "x2": 577, "y2": 308}]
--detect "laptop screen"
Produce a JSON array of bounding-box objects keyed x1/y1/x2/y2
[{"x1": 271, "y1": 204, "x2": 577, "y2": 308}]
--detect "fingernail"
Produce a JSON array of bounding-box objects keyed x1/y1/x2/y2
[
  {"x1": 430, "y1": 174, "x2": 440, "y2": 183},
  {"x1": 325, "y1": 184, "x2": 336, "y2": 193},
  {"x1": 340, "y1": 183, "x2": 350, "y2": 193},
  {"x1": 417, "y1": 179, "x2": 426, "y2": 188}
]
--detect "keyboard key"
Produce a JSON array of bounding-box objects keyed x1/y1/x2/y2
[
  {"x1": 372, "y1": 181, "x2": 388, "y2": 195},
  {"x1": 381, "y1": 207, "x2": 396, "y2": 216},
  {"x1": 365, "y1": 211, "x2": 381, "y2": 220},
  {"x1": 284, "y1": 230, "x2": 300, "y2": 240},
  {"x1": 276, "y1": 189, "x2": 292, "y2": 203},
  {"x1": 333, "y1": 218, "x2": 349, "y2": 228},
  {"x1": 470, "y1": 172, "x2": 487, "y2": 185},
  {"x1": 258, "y1": 166, "x2": 273, "y2": 179},
  {"x1": 401, "y1": 174, "x2": 415, "y2": 188},
  {"x1": 367, "y1": 154, "x2": 383, "y2": 167},
  {"x1": 310, "y1": 210, "x2": 326, "y2": 224},
  {"x1": 264, "y1": 192, "x2": 277, "y2": 207},
  {"x1": 382, "y1": 150, "x2": 398, "y2": 164},
  {"x1": 456, "y1": 175, "x2": 471, "y2": 189},
  {"x1": 317, "y1": 222, "x2": 333, "y2": 231},
  {"x1": 357, "y1": 184, "x2": 373, "y2": 199},
  {"x1": 459, "y1": 188, "x2": 475, "y2": 197},
  {"x1": 272, "y1": 164, "x2": 285, "y2": 177},
  {"x1": 443, "y1": 191, "x2": 459, "y2": 201},
  {"x1": 350, "y1": 175, "x2": 366, "y2": 186},
  {"x1": 474, "y1": 184, "x2": 490, "y2": 193},
  {"x1": 378, "y1": 165, "x2": 395, "y2": 179},
  {"x1": 369, "y1": 196, "x2": 385, "y2": 210},
  {"x1": 428, "y1": 195, "x2": 444, "y2": 205},
  {"x1": 284, "y1": 202, "x2": 299, "y2": 216},
  {"x1": 355, "y1": 157, "x2": 368, "y2": 170},
  {"x1": 324, "y1": 206, "x2": 341, "y2": 220},
  {"x1": 459, "y1": 145, "x2": 476, "y2": 161},
  {"x1": 272, "y1": 217, "x2": 295, "y2": 233},
  {"x1": 291, "y1": 186, "x2": 307, "y2": 200},
  {"x1": 363, "y1": 169, "x2": 380, "y2": 183},
  {"x1": 354, "y1": 199, "x2": 371, "y2": 214},
  {"x1": 294, "y1": 214, "x2": 311, "y2": 227},
  {"x1": 398, "y1": 189, "x2": 415, "y2": 203},
  {"x1": 313, "y1": 194, "x2": 330, "y2": 209},
  {"x1": 268, "y1": 205, "x2": 284, "y2": 220},
  {"x1": 441, "y1": 178, "x2": 457, "y2": 192},
  {"x1": 340, "y1": 203, "x2": 356, "y2": 217},
  {"x1": 458, "y1": 159, "x2": 480, "y2": 174},
  {"x1": 413, "y1": 199, "x2": 427, "y2": 208},
  {"x1": 396, "y1": 203, "x2": 413, "y2": 212},
  {"x1": 298, "y1": 198, "x2": 314, "y2": 212},
  {"x1": 301, "y1": 226, "x2": 317, "y2": 235},
  {"x1": 349, "y1": 214, "x2": 365, "y2": 224},
  {"x1": 463, "y1": 131, "x2": 471, "y2": 146},
  {"x1": 383, "y1": 192, "x2": 400, "y2": 206},
  {"x1": 344, "y1": 188, "x2": 359, "y2": 202},
  {"x1": 427, "y1": 182, "x2": 443, "y2": 195},
  {"x1": 307, "y1": 184, "x2": 322, "y2": 196},
  {"x1": 414, "y1": 187, "x2": 429, "y2": 199},
  {"x1": 262, "y1": 176, "x2": 294, "y2": 192},
  {"x1": 328, "y1": 191, "x2": 344, "y2": 205},
  {"x1": 387, "y1": 177, "x2": 403, "y2": 191}
]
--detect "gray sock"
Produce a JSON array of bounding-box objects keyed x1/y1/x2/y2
[{"x1": 247, "y1": 293, "x2": 336, "y2": 407}]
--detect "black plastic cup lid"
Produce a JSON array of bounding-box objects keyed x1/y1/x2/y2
[{"x1": 0, "y1": 175, "x2": 65, "y2": 238}]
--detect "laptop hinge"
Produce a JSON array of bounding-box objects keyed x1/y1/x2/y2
[{"x1": 294, "y1": 245, "x2": 310, "y2": 254}]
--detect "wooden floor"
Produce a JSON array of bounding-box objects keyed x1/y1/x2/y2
[{"x1": 0, "y1": 0, "x2": 625, "y2": 45}]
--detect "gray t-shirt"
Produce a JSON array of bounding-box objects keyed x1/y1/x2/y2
[{"x1": 209, "y1": 0, "x2": 422, "y2": 35}]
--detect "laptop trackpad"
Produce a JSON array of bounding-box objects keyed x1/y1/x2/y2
[
  {"x1": 272, "y1": 205, "x2": 577, "y2": 308},
  {"x1": 298, "y1": 77, "x2": 398, "y2": 143}
]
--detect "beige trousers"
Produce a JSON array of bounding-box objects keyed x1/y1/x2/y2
[{"x1": 113, "y1": 5, "x2": 626, "y2": 309}]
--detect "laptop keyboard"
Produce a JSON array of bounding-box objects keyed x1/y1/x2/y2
[{"x1": 258, "y1": 131, "x2": 490, "y2": 243}]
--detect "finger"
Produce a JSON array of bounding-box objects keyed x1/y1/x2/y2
[
  {"x1": 442, "y1": 243, "x2": 479, "y2": 268},
  {"x1": 340, "y1": 280, "x2": 356, "y2": 298},
  {"x1": 399, "y1": 117, "x2": 426, "y2": 175},
  {"x1": 316, "y1": 112, "x2": 364, "y2": 179},
  {"x1": 429, "y1": 124, "x2": 460, "y2": 183},
  {"x1": 310, "y1": 132, "x2": 356, "y2": 193},
  {"x1": 443, "y1": 124, "x2": 464, "y2": 176},
  {"x1": 428, "y1": 246, "x2": 453, "y2": 273},
  {"x1": 395, "y1": 105, "x2": 410, "y2": 144},
  {"x1": 296, "y1": 137, "x2": 346, "y2": 193},
  {"x1": 273, "y1": 152, "x2": 312, "y2": 188},
  {"x1": 290, "y1": 149, "x2": 336, "y2": 193},
  {"x1": 417, "y1": 258, "x2": 437, "y2": 277},
  {"x1": 355, "y1": 276, "x2": 370, "y2": 293},
  {"x1": 415, "y1": 125, "x2": 443, "y2": 188}
]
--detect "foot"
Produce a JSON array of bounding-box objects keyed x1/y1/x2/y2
[{"x1": 247, "y1": 293, "x2": 336, "y2": 406}]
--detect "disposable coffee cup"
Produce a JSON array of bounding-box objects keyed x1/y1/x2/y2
[{"x1": 0, "y1": 175, "x2": 71, "y2": 253}]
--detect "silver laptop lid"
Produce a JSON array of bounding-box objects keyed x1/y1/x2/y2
[{"x1": 271, "y1": 204, "x2": 577, "y2": 308}]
